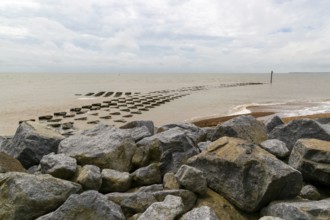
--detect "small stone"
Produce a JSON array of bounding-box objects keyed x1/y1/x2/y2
[
  {"x1": 76, "y1": 165, "x2": 102, "y2": 191},
  {"x1": 163, "y1": 172, "x2": 180, "y2": 190},
  {"x1": 260, "y1": 139, "x2": 289, "y2": 158},
  {"x1": 40, "y1": 153, "x2": 77, "y2": 180},
  {"x1": 132, "y1": 163, "x2": 162, "y2": 186},
  {"x1": 300, "y1": 185, "x2": 321, "y2": 200},
  {"x1": 100, "y1": 169, "x2": 132, "y2": 193},
  {"x1": 175, "y1": 165, "x2": 207, "y2": 195}
]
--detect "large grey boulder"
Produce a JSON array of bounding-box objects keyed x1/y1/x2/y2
[
  {"x1": 58, "y1": 124, "x2": 136, "y2": 171},
  {"x1": 269, "y1": 119, "x2": 330, "y2": 151},
  {"x1": 100, "y1": 169, "x2": 132, "y2": 193},
  {"x1": 131, "y1": 163, "x2": 162, "y2": 186},
  {"x1": 175, "y1": 165, "x2": 207, "y2": 195},
  {"x1": 187, "y1": 137, "x2": 303, "y2": 212},
  {"x1": 0, "y1": 152, "x2": 25, "y2": 173},
  {"x1": 211, "y1": 115, "x2": 267, "y2": 144},
  {"x1": 288, "y1": 138, "x2": 330, "y2": 185},
  {"x1": 264, "y1": 115, "x2": 284, "y2": 133},
  {"x1": 180, "y1": 206, "x2": 219, "y2": 220},
  {"x1": 260, "y1": 139, "x2": 289, "y2": 159},
  {"x1": 120, "y1": 120, "x2": 155, "y2": 135},
  {"x1": 1, "y1": 122, "x2": 64, "y2": 168},
  {"x1": 0, "y1": 172, "x2": 81, "y2": 220},
  {"x1": 76, "y1": 165, "x2": 102, "y2": 190},
  {"x1": 127, "y1": 126, "x2": 153, "y2": 142},
  {"x1": 261, "y1": 198, "x2": 330, "y2": 220},
  {"x1": 37, "y1": 190, "x2": 125, "y2": 220},
  {"x1": 138, "y1": 195, "x2": 184, "y2": 220},
  {"x1": 137, "y1": 127, "x2": 200, "y2": 175},
  {"x1": 40, "y1": 153, "x2": 77, "y2": 180}
]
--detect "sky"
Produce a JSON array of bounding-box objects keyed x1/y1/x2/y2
[{"x1": 0, "y1": 0, "x2": 330, "y2": 73}]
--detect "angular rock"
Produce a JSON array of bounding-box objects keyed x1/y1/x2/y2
[
  {"x1": 198, "y1": 141, "x2": 211, "y2": 151},
  {"x1": 58, "y1": 124, "x2": 136, "y2": 171},
  {"x1": 261, "y1": 198, "x2": 330, "y2": 220},
  {"x1": 100, "y1": 169, "x2": 132, "y2": 193},
  {"x1": 163, "y1": 172, "x2": 180, "y2": 190},
  {"x1": 127, "y1": 126, "x2": 153, "y2": 142},
  {"x1": 131, "y1": 163, "x2": 162, "y2": 186},
  {"x1": 40, "y1": 153, "x2": 77, "y2": 180},
  {"x1": 300, "y1": 184, "x2": 321, "y2": 200},
  {"x1": 180, "y1": 206, "x2": 219, "y2": 220},
  {"x1": 201, "y1": 127, "x2": 216, "y2": 141},
  {"x1": 76, "y1": 165, "x2": 102, "y2": 190},
  {"x1": 0, "y1": 152, "x2": 25, "y2": 173},
  {"x1": 269, "y1": 119, "x2": 330, "y2": 151},
  {"x1": 0, "y1": 136, "x2": 12, "y2": 150},
  {"x1": 260, "y1": 139, "x2": 289, "y2": 158},
  {"x1": 264, "y1": 115, "x2": 284, "y2": 133},
  {"x1": 1, "y1": 122, "x2": 64, "y2": 168},
  {"x1": 175, "y1": 165, "x2": 207, "y2": 195},
  {"x1": 211, "y1": 115, "x2": 267, "y2": 144},
  {"x1": 137, "y1": 127, "x2": 200, "y2": 175},
  {"x1": 37, "y1": 190, "x2": 125, "y2": 220},
  {"x1": 120, "y1": 120, "x2": 155, "y2": 135},
  {"x1": 0, "y1": 172, "x2": 81, "y2": 220},
  {"x1": 138, "y1": 195, "x2": 184, "y2": 220},
  {"x1": 288, "y1": 138, "x2": 330, "y2": 185},
  {"x1": 138, "y1": 184, "x2": 164, "y2": 192},
  {"x1": 187, "y1": 137, "x2": 303, "y2": 212}
]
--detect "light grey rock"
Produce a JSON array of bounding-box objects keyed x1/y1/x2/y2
[
  {"x1": 0, "y1": 136, "x2": 12, "y2": 150},
  {"x1": 138, "y1": 184, "x2": 164, "y2": 192},
  {"x1": 76, "y1": 165, "x2": 102, "y2": 190},
  {"x1": 40, "y1": 153, "x2": 77, "y2": 180},
  {"x1": 100, "y1": 169, "x2": 131, "y2": 193},
  {"x1": 37, "y1": 190, "x2": 125, "y2": 220},
  {"x1": 58, "y1": 124, "x2": 136, "y2": 171},
  {"x1": 137, "y1": 127, "x2": 200, "y2": 175},
  {"x1": 259, "y1": 217, "x2": 285, "y2": 220},
  {"x1": 260, "y1": 139, "x2": 289, "y2": 158},
  {"x1": 127, "y1": 126, "x2": 153, "y2": 142},
  {"x1": 1, "y1": 122, "x2": 64, "y2": 168},
  {"x1": 0, "y1": 152, "x2": 25, "y2": 173},
  {"x1": 187, "y1": 137, "x2": 303, "y2": 212},
  {"x1": 138, "y1": 195, "x2": 184, "y2": 220},
  {"x1": 261, "y1": 198, "x2": 330, "y2": 220},
  {"x1": 131, "y1": 163, "x2": 162, "y2": 186},
  {"x1": 175, "y1": 165, "x2": 207, "y2": 195},
  {"x1": 120, "y1": 120, "x2": 155, "y2": 135},
  {"x1": 0, "y1": 172, "x2": 81, "y2": 220},
  {"x1": 27, "y1": 165, "x2": 40, "y2": 174},
  {"x1": 264, "y1": 115, "x2": 284, "y2": 133},
  {"x1": 269, "y1": 119, "x2": 330, "y2": 151},
  {"x1": 163, "y1": 172, "x2": 180, "y2": 190},
  {"x1": 289, "y1": 138, "x2": 330, "y2": 185},
  {"x1": 300, "y1": 184, "x2": 321, "y2": 200},
  {"x1": 180, "y1": 206, "x2": 219, "y2": 220},
  {"x1": 211, "y1": 115, "x2": 267, "y2": 144},
  {"x1": 197, "y1": 141, "x2": 211, "y2": 151}
]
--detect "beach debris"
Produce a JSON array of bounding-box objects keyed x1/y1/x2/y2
[
  {"x1": 114, "y1": 119, "x2": 127, "y2": 123},
  {"x1": 85, "y1": 92, "x2": 94, "y2": 96},
  {"x1": 39, "y1": 115, "x2": 53, "y2": 121},
  {"x1": 74, "y1": 116, "x2": 87, "y2": 121},
  {"x1": 54, "y1": 112, "x2": 67, "y2": 117},
  {"x1": 70, "y1": 108, "x2": 81, "y2": 112},
  {"x1": 87, "y1": 120, "x2": 100, "y2": 124},
  {"x1": 94, "y1": 91, "x2": 106, "y2": 97}
]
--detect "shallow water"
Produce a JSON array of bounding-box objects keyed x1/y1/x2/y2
[{"x1": 0, "y1": 72, "x2": 329, "y2": 135}]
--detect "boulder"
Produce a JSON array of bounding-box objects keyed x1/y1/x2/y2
[
  {"x1": 138, "y1": 195, "x2": 184, "y2": 220},
  {"x1": 264, "y1": 115, "x2": 284, "y2": 133},
  {"x1": 58, "y1": 124, "x2": 136, "y2": 171},
  {"x1": 127, "y1": 126, "x2": 153, "y2": 142},
  {"x1": 288, "y1": 138, "x2": 330, "y2": 185},
  {"x1": 175, "y1": 165, "x2": 207, "y2": 195},
  {"x1": 0, "y1": 152, "x2": 25, "y2": 173},
  {"x1": 40, "y1": 153, "x2": 77, "y2": 180},
  {"x1": 76, "y1": 165, "x2": 102, "y2": 190},
  {"x1": 197, "y1": 141, "x2": 211, "y2": 151},
  {"x1": 131, "y1": 163, "x2": 162, "y2": 186},
  {"x1": 299, "y1": 184, "x2": 321, "y2": 200},
  {"x1": 187, "y1": 137, "x2": 303, "y2": 212},
  {"x1": 180, "y1": 206, "x2": 218, "y2": 220},
  {"x1": 0, "y1": 172, "x2": 81, "y2": 220},
  {"x1": 211, "y1": 115, "x2": 267, "y2": 144},
  {"x1": 1, "y1": 122, "x2": 64, "y2": 168},
  {"x1": 260, "y1": 139, "x2": 289, "y2": 158},
  {"x1": 137, "y1": 127, "x2": 200, "y2": 175},
  {"x1": 0, "y1": 136, "x2": 12, "y2": 150},
  {"x1": 201, "y1": 127, "x2": 216, "y2": 141},
  {"x1": 131, "y1": 143, "x2": 161, "y2": 169},
  {"x1": 157, "y1": 122, "x2": 206, "y2": 144},
  {"x1": 269, "y1": 119, "x2": 330, "y2": 151},
  {"x1": 261, "y1": 198, "x2": 330, "y2": 220},
  {"x1": 163, "y1": 172, "x2": 180, "y2": 190},
  {"x1": 100, "y1": 169, "x2": 132, "y2": 193},
  {"x1": 120, "y1": 120, "x2": 155, "y2": 135},
  {"x1": 37, "y1": 190, "x2": 125, "y2": 220}
]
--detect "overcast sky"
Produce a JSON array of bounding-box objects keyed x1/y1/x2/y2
[{"x1": 1, "y1": 0, "x2": 330, "y2": 73}]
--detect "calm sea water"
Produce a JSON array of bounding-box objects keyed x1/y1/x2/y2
[{"x1": 0, "y1": 72, "x2": 329, "y2": 135}]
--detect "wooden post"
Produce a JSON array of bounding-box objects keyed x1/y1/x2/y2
[{"x1": 270, "y1": 70, "x2": 273, "y2": 84}]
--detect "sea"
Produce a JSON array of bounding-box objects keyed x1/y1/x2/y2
[{"x1": 0, "y1": 72, "x2": 329, "y2": 136}]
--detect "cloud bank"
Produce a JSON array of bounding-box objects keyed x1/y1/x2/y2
[{"x1": 1, "y1": 0, "x2": 330, "y2": 73}]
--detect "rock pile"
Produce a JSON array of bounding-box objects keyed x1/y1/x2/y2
[{"x1": 0, "y1": 115, "x2": 329, "y2": 220}]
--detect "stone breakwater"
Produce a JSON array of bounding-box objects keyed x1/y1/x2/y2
[{"x1": 0, "y1": 115, "x2": 329, "y2": 220}]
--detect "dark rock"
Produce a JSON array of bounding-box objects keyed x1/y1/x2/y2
[
  {"x1": 269, "y1": 119, "x2": 330, "y2": 151},
  {"x1": 180, "y1": 206, "x2": 219, "y2": 220},
  {"x1": 288, "y1": 138, "x2": 330, "y2": 185},
  {"x1": 300, "y1": 184, "x2": 321, "y2": 200},
  {"x1": 120, "y1": 120, "x2": 155, "y2": 135},
  {"x1": 100, "y1": 169, "x2": 132, "y2": 193},
  {"x1": 58, "y1": 124, "x2": 136, "y2": 171},
  {"x1": 1, "y1": 122, "x2": 64, "y2": 168},
  {"x1": 211, "y1": 115, "x2": 267, "y2": 144},
  {"x1": 131, "y1": 163, "x2": 162, "y2": 186},
  {"x1": 38, "y1": 115, "x2": 53, "y2": 120},
  {"x1": 40, "y1": 153, "x2": 77, "y2": 180},
  {"x1": 316, "y1": 117, "x2": 330, "y2": 124},
  {"x1": 261, "y1": 198, "x2": 330, "y2": 220},
  {"x1": 175, "y1": 165, "x2": 207, "y2": 195},
  {"x1": 76, "y1": 165, "x2": 102, "y2": 191},
  {"x1": 54, "y1": 112, "x2": 67, "y2": 117},
  {"x1": 163, "y1": 172, "x2": 180, "y2": 190},
  {"x1": 0, "y1": 172, "x2": 81, "y2": 220},
  {"x1": 187, "y1": 137, "x2": 303, "y2": 212},
  {"x1": 0, "y1": 152, "x2": 26, "y2": 173},
  {"x1": 264, "y1": 115, "x2": 284, "y2": 133},
  {"x1": 37, "y1": 190, "x2": 125, "y2": 220},
  {"x1": 260, "y1": 139, "x2": 289, "y2": 158}
]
